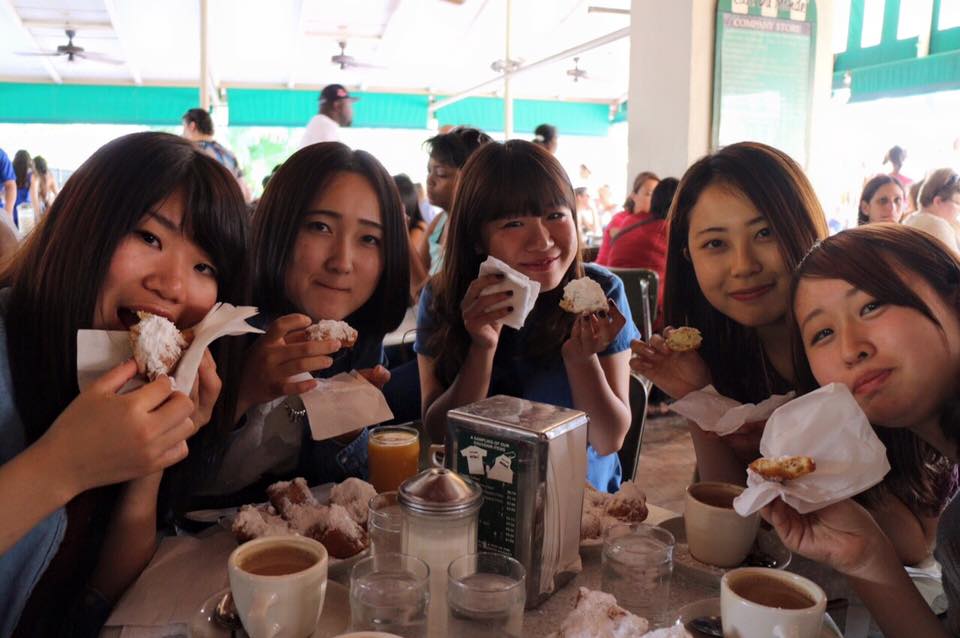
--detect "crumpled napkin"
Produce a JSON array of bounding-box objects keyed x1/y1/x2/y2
[
  {"x1": 289, "y1": 370, "x2": 395, "y2": 440},
  {"x1": 478, "y1": 255, "x2": 541, "y2": 330},
  {"x1": 77, "y1": 303, "x2": 263, "y2": 393},
  {"x1": 670, "y1": 384, "x2": 795, "y2": 436},
  {"x1": 733, "y1": 383, "x2": 891, "y2": 516}
]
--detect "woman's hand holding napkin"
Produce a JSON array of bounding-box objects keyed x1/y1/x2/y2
[
  {"x1": 477, "y1": 255, "x2": 541, "y2": 330},
  {"x1": 733, "y1": 383, "x2": 891, "y2": 517}
]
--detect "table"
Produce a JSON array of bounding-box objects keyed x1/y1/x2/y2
[{"x1": 103, "y1": 503, "x2": 870, "y2": 637}]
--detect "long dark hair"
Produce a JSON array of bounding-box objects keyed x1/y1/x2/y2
[
  {"x1": 664, "y1": 141, "x2": 828, "y2": 403},
  {"x1": 858, "y1": 174, "x2": 904, "y2": 225},
  {"x1": 13, "y1": 150, "x2": 32, "y2": 189},
  {"x1": 394, "y1": 173, "x2": 424, "y2": 230},
  {"x1": 1, "y1": 132, "x2": 249, "y2": 512},
  {"x1": 250, "y1": 142, "x2": 409, "y2": 336},
  {"x1": 789, "y1": 224, "x2": 959, "y2": 516},
  {"x1": 427, "y1": 140, "x2": 582, "y2": 386}
]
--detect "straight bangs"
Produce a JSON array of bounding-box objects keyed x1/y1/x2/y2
[
  {"x1": 428, "y1": 140, "x2": 581, "y2": 386},
  {"x1": 482, "y1": 152, "x2": 575, "y2": 223}
]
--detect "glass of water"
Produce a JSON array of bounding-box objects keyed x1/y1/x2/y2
[
  {"x1": 601, "y1": 523, "x2": 675, "y2": 626},
  {"x1": 368, "y1": 491, "x2": 403, "y2": 555},
  {"x1": 447, "y1": 552, "x2": 525, "y2": 638},
  {"x1": 350, "y1": 552, "x2": 430, "y2": 638}
]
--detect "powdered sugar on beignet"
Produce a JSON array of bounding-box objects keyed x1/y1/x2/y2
[
  {"x1": 306, "y1": 320, "x2": 358, "y2": 348},
  {"x1": 129, "y1": 312, "x2": 187, "y2": 379}
]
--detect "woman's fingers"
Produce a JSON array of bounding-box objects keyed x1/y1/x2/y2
[
  {"x1": 462, "y1": 274, "x2": 506, "y2": 308},
  {"x1": 264, "y1": 313, "x2": 312, "y2": 343},
  {"x1": 92, "y1": 358, "x2": 140, "y2": 394},
  {"x1": 282, "y1": 378, "x2": 320, "y2": 396},
  {"x1": 276, "y1": 355, "x2": 335, "y2": 379}
]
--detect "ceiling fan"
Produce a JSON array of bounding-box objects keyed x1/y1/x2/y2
[
  {"x1": 566, "y1": 57, "x2": 588, "y2": 82},
  {"x1": 330, "y1": 40, "x2": 382, "y2": 70},
  {"x1": 16, "y1": 28, "x2": 124, "y2": 65}
]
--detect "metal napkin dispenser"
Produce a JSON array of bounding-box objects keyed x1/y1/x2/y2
[{"x1": 445, "y1": 395, "x2": 588, "y2": 608}]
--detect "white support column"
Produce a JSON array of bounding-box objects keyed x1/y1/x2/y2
[
  {"x1": 504, "y1": 0, "x2": 514, "y2": 139},
  {"x1": 200, "y1": 0, "x2": 210, "y2": 110},
  {"x1": 626, "y1": 0, "x2": 715, "y2": 183}
]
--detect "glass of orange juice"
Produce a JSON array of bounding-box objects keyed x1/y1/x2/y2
[{"x1": 368, "y1": 425, "x2": 421, "y2": 493}]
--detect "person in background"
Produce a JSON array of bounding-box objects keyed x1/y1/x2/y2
[
  {"x1": 595, "y1": 184, "x2": 619, "y2": 226},
  {"x1": 575, "y1": 187, "x2": 600, "y2": 238},
  {"x1": 858, "y1": 174, "x2": 905, "y2": 225},
  {"x1": 12, "y1": 150, "x2": 38, "y2": 230},
  {"x1": 885, "y1": 145, "x2": 913, "y2": 188},
  {"x1": 414, "y1": 181, "x2": 437, "y2": 224},
  {"x1": 182, "y1": 108, "x2": 252, "y2": 203},
  {"x1": 32, "y1": 156, "x2": 58, "y2": 216},
  {"x1": 595, "y1": 171, "x2": 659, "y2": 265},
  {"x1": 422, "y1": 127, "x2": 493, "y2": 276},
  {"x1": 903, "y1": 168, "x2": 960, "y2": 253},
  {"x1": 394, "y1": 173, "x2": 430, "y2": 301},
  {"x1": 532, "y1": 123, "x2": 558, "y2": 155},
  {"x1": 0, "y1": 148, "x2": 15, "y2": 217},
  {"x1": 602, "y1": 177, "x2": 680, "y2": 329},
  {"x1": 905, "y1": 179, "x2": 924, "y2": 218},
  {"x1": 300, "y1": 84, "x2": 357, "y2": 148},
  {"x1": 416, "y1": 140, "x2": 639, "y2": 493}
]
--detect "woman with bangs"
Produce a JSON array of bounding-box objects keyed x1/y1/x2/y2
[
  {"x1": 766, "y1": 225, "x2": 960, "y2": 637},
  {"x1": 630, "y1": 142, "x2": 828, "y2": 484},
  {"x1": 209, "y1": 142, "x2": 409, "y2": 495},
  {"x1": 415, "y1": 140, "x2": 639, "y2": 492},
  {"x1": 0, "y1": 132, "x2": 248, "y2": 635}
]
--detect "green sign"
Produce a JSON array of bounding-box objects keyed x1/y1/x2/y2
[{"x1": 713, "y1": 1, "x2": 818, "y2": 166}]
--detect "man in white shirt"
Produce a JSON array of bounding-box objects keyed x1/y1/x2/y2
[{"x1": 299, "y1": 84, "x2": 358, "y2": 148}]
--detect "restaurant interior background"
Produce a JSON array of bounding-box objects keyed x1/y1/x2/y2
[{"x1": 0, "y1": 0, "x2": 958, "y2": 233}]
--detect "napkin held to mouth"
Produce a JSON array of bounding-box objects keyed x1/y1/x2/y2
[
  {"x1": 77, "y1": 303, "x2": 264, "y2": 394},
  {"x1": 733, "y1": 383, "x2": 890, "y2": 516}
]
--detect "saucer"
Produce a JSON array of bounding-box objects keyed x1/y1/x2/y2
[
  {"x1": 675, "y1": 597, "x2": 842, "y2": 638},
  {"x1": 658, "y1": 516, "x2": 791, "y2": 583},
  {"x1": 189, "y1": 580, "x2": 350, "y2": 637}
]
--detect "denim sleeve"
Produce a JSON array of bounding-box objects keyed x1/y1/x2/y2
[
  {"x1": 302, "y1": 427, "x2": 370, "y2": 483},
  {"x1": 413, "y1": 284, "x2": 437, "y2": 356}
]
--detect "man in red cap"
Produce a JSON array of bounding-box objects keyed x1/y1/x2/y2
[{"x1": 299, "y1": 83, "x2": 358, "y2": 148}]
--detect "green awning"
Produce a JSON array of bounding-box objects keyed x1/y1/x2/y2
[
  {"x1": 0, "y1": 83, "x2": 199, "y2": 124},
  {"x1": 833, "y1": 49, "x2": 960, "y2": 102}
]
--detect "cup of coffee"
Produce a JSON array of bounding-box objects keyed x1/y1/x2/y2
[
  {"x1": 228, "y1": 535, "x2": 329, "y2": 638},
  {"x1": 721, "y1": 567, "x2": 826, "y2": 638},
  {"x1": 684, "y1": 482, "x2": 760, "y2": 567}
]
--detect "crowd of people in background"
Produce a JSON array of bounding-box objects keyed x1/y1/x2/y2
[{"x1": 3, "y1": 83, "x2": 960, "y2": 637}]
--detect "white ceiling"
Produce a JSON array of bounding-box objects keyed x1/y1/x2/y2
[{"x1": 0, "y1": 0, "x2": 631, "y2": 101}]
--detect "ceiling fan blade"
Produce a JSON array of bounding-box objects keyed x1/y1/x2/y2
[
  {"x1": 348, "y1": 61, "x2": 385, "y2": 70},
  {"x1": 76, "y1": 51, "x2": 125, "y2": 65},
  {"x1": 15, "y1": 51, "x2": 60, "y2": 56}
]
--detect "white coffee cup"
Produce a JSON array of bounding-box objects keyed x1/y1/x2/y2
[
  {"x1": 685, "y1": 482, "x2": 760, "y2": 567},
  {"x1": 721, "y1": 567, "x2": 826, "y2": 638},
  {"x1": 228, "y1": 535, "x2": 329, "y2": 638}
]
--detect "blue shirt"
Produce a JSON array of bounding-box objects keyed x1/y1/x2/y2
[
  {"x1": 0, "y1": 149, "x2": 14, "y2": 210},
  {"x1": 415, "y1": 263, "x2": 640, "y2": 492},
  {"x1": 0, "y1": 289, "x2": 68, "y2": 636}
]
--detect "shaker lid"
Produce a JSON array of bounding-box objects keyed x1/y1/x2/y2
[{"x1": 398, "y1": 468, "x2": 482, "y2": 514}]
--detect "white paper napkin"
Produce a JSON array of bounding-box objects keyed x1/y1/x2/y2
[
  {"x1": 478, "y1": 255, "x2": 541, "y2": 330},
  {"x1": 77, "y1": 303, "x2": 263, "y2": 393},
  {"x1": 733, "y1": 383, "x2": 891, "y2": 516},
  {"x1": 105, "y1": 527, "x2": 235, "y2": 629},
  {"x1": 670, "y1": 385, "x2": 795, "y2": 436},
  {"x1": 294, "y1": 371, "x2": 395, "y2": 440}
]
